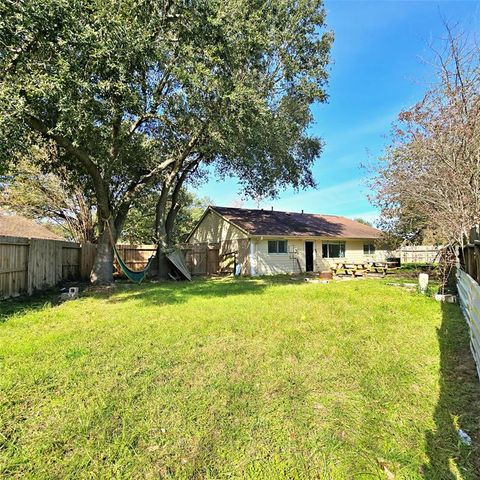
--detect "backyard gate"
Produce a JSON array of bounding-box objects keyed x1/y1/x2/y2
[
  {"x1": 179, "y1": 243, "x2": 220, "y2": 275},
  {"x1": 179, "y1": 240, "x2": 249, "y2": 275}
]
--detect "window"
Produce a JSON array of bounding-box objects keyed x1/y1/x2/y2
[
  {"x1": 322, "y1": 241, "x2": 345, "y2": 258},
  {"x1": 363, "y1": 243, "x2": 376, "y2": 255},
  {"x1": 268, "y1": 240, "x2": 288, "y2": 254}
]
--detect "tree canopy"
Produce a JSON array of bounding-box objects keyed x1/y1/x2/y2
[
  {"x1": 121, "y1": 188, "x2": 210, "y2": 245},
  {"x1": 369, "y1": 27, "x2": 480, "y2": 248},
  {"x1": 0, "y1": 0, "x2": 333, "y2": 283},
  {"x1": 1, "y1": 147, "x2": 97, "y2": 243}
]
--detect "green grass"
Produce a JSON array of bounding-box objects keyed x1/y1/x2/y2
[
  {"x1": 1, "y1": 277, "x2": 479, "y2": 479},
  {"x1": 398, "y1": 262, "x2": 438, "y2": 270}
]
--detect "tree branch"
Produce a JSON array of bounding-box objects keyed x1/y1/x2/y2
[{"x1": 23, "y1": 114, "x2": 112, "y2": 218}]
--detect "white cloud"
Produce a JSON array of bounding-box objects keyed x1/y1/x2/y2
[
  {"x1": 346, "y1": 210, "x2": 380, "y2": 225},
  {"x1": 250, "y1": 177, "x2": 373, "y2": 216}
]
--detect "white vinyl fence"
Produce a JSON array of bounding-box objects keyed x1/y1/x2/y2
[
  {"x1": 391, "y1": 245, "x2": 443, "y2": 264},
  {"x1": 457, "y1": 268, "x2": 480, "y2": 380}
]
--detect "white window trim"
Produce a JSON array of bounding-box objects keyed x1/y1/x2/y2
[
  {"x1": 321, "y1": 241, "x2": 346, "y2": 259},
  {"x1": 267, "y1": 240, "x2": 288, "y2": 255},
  {"x1": 363, "y1": 243, "x2": 376, "y2": 256}
]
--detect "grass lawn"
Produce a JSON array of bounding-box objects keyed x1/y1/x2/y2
[{"x1": 1, "y1": 277, "x2": 480, "y2": 479}]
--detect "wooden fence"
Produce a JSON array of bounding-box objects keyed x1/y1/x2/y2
[
  {"x1": 115, "y1": 244, "x2": 157, "y2": 273},
  {"x1": 456, "y1": 268, "x2": 480, "y2": 380},
  {"x1": 114, "y1": 243, "x2": 220, "y2": 276},
  {"x1": 1, "y1": 236, "x2": 237, "y2": 300},
  {"x1": 456, "y1": 225, "x2": 480, "y2": 380},
  {"x1": 179, "y1": 243, "x2": 220, "y2": 275},
  {"x1": 114, "y1": 243, "x2": 228, "y2": 276},
  {"x1": 0, "y1": 236, "x2": 96, "y2": 300},
  {"x1": 459, "y1": 225, "x2": 480, "y2": 283}
]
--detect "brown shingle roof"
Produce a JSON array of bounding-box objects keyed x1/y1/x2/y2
[
  {"x1": 211, "y1": 206, "x2": 382, "y2": 239},
  {"x1": 0, "y1": 214, "x2": 63, "y2": 241}
]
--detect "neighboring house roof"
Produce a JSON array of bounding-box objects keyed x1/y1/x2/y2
[
  {"x1": 0, "y1": 214, "x2": 63, "y2": 241},
  {"x1": 209, "y1": 206, "x2": 382, "y2": 239}
]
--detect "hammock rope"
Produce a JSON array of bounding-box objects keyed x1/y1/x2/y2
[{"x1": 105, "y1": 219, "x2": 155, "y2": 284}]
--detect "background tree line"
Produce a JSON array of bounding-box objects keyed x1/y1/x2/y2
[{"x1": 0, "y1": 150, "x2": 211, "y2": 245}]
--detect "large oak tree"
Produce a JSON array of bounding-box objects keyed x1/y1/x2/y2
[{"x1": 0, "y1": 0, "x2": 332, "y2": 283}]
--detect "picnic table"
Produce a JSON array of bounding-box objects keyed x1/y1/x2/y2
[
  {"x1": 331, "y1": 261, "x2": 398, "y2": 277},
  {"x1": 331, "y1": 261, "x2": 369, "y2": 277},
  {"x1": 368, "y1": 261, "x2": 398, "y2": 275}
]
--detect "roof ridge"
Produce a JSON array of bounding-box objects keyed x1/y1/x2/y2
[
  {"x1": 202, "y1": 206, "x2": 382, "y2": 238},
  {"x1": 212, "y1": 205, "x2": 368, "y2": 223}
]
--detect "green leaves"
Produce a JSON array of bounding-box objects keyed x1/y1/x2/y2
[{"x1": 1, "y1": 0, "x2": 332, "y2": 282}]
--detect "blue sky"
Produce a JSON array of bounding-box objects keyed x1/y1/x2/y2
[{"x1": 194, "y1": 0, "x2": 480, "y2": 224}]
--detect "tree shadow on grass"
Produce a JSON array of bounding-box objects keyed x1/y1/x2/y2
[
  {"x1": 98, "y1": 276, "x2": 273, "y2": 308},
  {"x1": 423, "y1": 302, "x2": 480, "y2": 478},
  {"x1": 0, "y1": 290, "x2": 61, "y2": 324},
  {"x1": 1, "y1": 281, "x2": 91, "y2": 324}
]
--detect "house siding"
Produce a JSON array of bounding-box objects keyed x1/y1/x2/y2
[
  {"x1": 188, "y1": 210, "x2": 248, "y2": 243},
  {"x1": 187, "y1": 210, "x2": 386, "y2": 276},
  {"x1": 316, "y1": 239, "x2": 387, "y2": 271},
  {"x1": 253, "y1": 238, "x2": 305, "y2": 275},
  {"x1": 252, "y1": 238, "x2": 387, "y2": 275}
]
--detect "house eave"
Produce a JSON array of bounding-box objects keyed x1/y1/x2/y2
[{"x1": 248, "y1": 234, "x2": 382, "y2": 241}]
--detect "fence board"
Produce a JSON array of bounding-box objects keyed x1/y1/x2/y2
[
  {"x1": 391, "y1": 245, "x2": 443, "y2": 264},
  {"x1": 0, "y1": 237, "x2": 29, "y2": 299},
  {"x1": 27, "y1": 239, "x2": 61, "y2": 294},
  {"x1": 80, "y1": 242, "x2": 96, "y2": 280},
  {"x1": 0, "y1": 236, "x2": 99, "y2": 300},
  {"x1": 456, "y1": 268, "x2": 480, "y2": 380}
]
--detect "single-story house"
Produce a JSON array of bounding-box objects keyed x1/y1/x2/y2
[
  {"x1": 186, "y1": 206, "x2": 386, "y2": 275},
  {"x1": 0, "y1": 213, "x2": 62, "y2": 241}
]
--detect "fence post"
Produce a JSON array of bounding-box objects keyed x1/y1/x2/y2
[
  {"x1": 55, "y1": 242, "x2": 63, "y2": 284},
  {"x1": 80, "y1": 243, "x2": 96, "y2": 280},
  {"x1": 27, "y1": 238, "x2": 36, "y2": 296}
]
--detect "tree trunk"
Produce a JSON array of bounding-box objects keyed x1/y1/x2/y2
[
  {"x1": 165, "y1": 203, "x2": 180, "y2": 246},
  {"x1": 156, "y1": 246, "x2": 170, "y2": 279},
  {"x1": 90, "y1": 204, "x2": 131, "y2": 284},
  {"x1": 155, "y1": 183, "x2": 171, "y2": 279},
  {"x1": 156, "y1": 225, "x2": 170, "y2": 279},
  {"x1": 90, "y1": 228, "x2": 114, "y2": 284}
]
